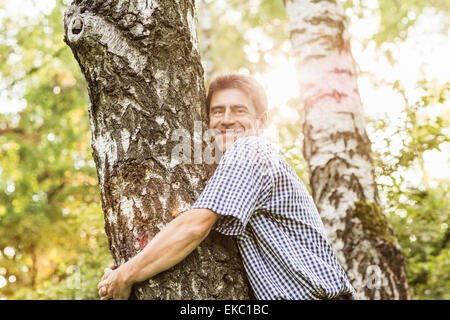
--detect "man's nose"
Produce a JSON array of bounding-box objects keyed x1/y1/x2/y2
[{"x1": 221, "y1": 109, "x2": 235, "y2": 125}]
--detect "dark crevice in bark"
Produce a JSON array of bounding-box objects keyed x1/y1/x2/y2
[
  {"x1": 290, "y1": 27, "x2": 307, "y2": 36},
  {"x1": 304, "y1": 16, "x2": 343, "y2": 29}
]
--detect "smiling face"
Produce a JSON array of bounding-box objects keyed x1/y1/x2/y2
[{"x1": 209, "y1": 88, "x2": 267, "y2": 153}]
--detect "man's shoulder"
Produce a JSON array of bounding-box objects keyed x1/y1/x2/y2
[
  {"x1": 228, "y1": 135, "x2": 274, "y2": 153},
  {"x1": 220, "y1": 136, "x2": 277, "y2": 168}
]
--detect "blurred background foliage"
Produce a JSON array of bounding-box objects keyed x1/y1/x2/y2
[{"x1": 0, "y1": 0, "x2": 448, "y2": 299}]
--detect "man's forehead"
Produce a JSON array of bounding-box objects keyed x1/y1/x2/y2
[
  {"x1": 210, "y1": 88, "x2": 252, "y2": 106},
  {"x1": 210, "y1": 103, "x2": 248, "y2": 108}
]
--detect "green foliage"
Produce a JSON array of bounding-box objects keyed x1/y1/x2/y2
[
  {"x1": 344, "y1": 0, "x2": 450, "y2": 46},
  {"x1": 387, "y1": 184, "x2": 450, "y2": 299},
  {"x1": 197, "y1": 0, "x2": 290, "y2": 77},
  {"x1": 370, "y1": 79, "x2": 450, "y2": 299},
  {"x1": 0, "y1": 1, "x2": 110, "y2": 299},
  {"x1": 372, "y1": 81, "x2": 449, "y2": 179}
]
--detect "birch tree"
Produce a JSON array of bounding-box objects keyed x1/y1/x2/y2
[
  {"x1": 284, "y1": 0, "x2": 410, "y2": 299},
  {"x1": 63, "y1": 0, "x2": 252, "y2": 299}
]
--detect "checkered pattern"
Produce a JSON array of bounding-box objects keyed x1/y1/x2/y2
[{"x1": 192, "y1": 136, "x2": 355, "y2": 300}]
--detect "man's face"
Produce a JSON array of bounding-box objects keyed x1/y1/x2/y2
[{"x1": 209, "y1": 88, "x2": 266, "y2": 153}]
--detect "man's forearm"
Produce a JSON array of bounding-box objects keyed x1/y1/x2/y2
[{"x1": 118, "y1": 209, "x2": 217, "y2": 286}]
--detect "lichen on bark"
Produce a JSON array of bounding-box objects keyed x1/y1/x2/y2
[{"x1": 350, "y1": 201, "x2": 397, "y2": 248}]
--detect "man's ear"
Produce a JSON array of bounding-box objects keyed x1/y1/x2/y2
[{"x1": 258, "y1": 112, "x2": 268, "y2": 128}]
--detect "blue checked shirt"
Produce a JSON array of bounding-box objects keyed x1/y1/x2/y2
[{"x1": 192, "y1": 136, "x2": 355, "y2": 300}]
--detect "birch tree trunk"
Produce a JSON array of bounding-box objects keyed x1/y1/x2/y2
[
  {"x1": 63, "y1": 0, "x2": 252, "y2": 299},
  {"x1": 284, "y1": 0, "x2": 410, "y2": 299}
]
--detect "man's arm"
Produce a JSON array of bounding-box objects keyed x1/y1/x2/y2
[
  {"x1": 122, "y1": 208, "x2": 219, "y2": 284},
  {"x1": 98, "y1": 208, "x2": 219, "y2": 299}
]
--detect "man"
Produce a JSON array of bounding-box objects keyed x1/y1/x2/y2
[{"x1": 97, "y1": 74, "x2": 355, "y2": 300}]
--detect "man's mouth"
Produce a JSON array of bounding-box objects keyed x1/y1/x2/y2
[{"x1": 219, "y1": 129, "x2": 243, "y2": 135}]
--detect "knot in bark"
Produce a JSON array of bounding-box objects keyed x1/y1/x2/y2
[
  {"x1": 72, "y1": 17, "x2": 83, "y2": 35},
  {"x1": 67, "y1": 15, "x2": 85, "y2": 42}
]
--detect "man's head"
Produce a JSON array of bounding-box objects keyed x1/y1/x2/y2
[{"x1": 206, "y1": 73, "x2": 268, "y2": 153}]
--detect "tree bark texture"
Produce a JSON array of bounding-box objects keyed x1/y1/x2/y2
[
  {"x1": 285, "y1": 0, "x2": 410, "y2": 299},
  {"x1": 63, "y1": 0, "x2": 252, "y2": 299}
]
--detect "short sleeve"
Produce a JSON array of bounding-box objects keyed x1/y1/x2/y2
[{"x1": 191, "y1": 137, "x2": 272, "y2": 235}]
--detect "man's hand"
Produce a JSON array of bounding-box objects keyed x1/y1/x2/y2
[
  {"x1": 96, "y1": 208, "x2": 218, "y2": 299},
  {"x1": 97, "y1": 264, "x2": 133, "y2": 300}
]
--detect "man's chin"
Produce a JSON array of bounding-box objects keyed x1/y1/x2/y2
[
  {"x1": 217, "y1": 135, "x2": 239, "y2": 153},
  {"x1": 216, "y1": 141, "x2": 231, "y2": 153}
]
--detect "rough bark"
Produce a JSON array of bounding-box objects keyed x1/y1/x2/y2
[
  {"x1": 63, "y1": 0, "x2": 252, "y2": 299},
  {"x1": 284, "y1": 0, "x2": 410, "y2": 299}
]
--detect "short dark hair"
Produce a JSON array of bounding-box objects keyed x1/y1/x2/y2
[{"x1": 205, "y1": 73, "x2": 268, "y2": 119}]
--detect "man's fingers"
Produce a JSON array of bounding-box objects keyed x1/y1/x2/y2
[
  {"x1": 98, "y1": 264, "x2": 117, "y2": 300},
  {"x1": 104, "y1": 267, "x2": 114, "y2": 274},
  {"x1": 98, "y1": 287, "x2": 106, "y2": 298},
  {"x1": 101, "y1": 272, "x2": 111, "y2": 281},
  {"x1": 101, "y1": 265, "x2": 116, "y2": 281},
  {"x1": 100, "y1": 286, "x2": 114, "y2": 300},
  {"x1": 98, "y1": 286, "x2": 107, "y2": 296},
  {"x1": 98, "y1": 279, "x2": 108, "y2": 290},
  {"x1": 101, "y1": 266, "x2": 116, "y2": 279}
]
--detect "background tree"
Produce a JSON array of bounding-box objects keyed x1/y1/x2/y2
[{"x1": 284, "y1": 0, "x2": 410, "y2": 299}]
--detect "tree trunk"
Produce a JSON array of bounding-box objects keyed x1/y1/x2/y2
[
  {"x1": 63, "y1": 0, "x2": 252, "y2": 299},
  {"x1": 284, "y1": 0, "x2": 410, "y2": 299}
]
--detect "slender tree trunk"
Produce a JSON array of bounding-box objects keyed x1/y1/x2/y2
[
  {"x1": 30, "y1": 245, "x2": 38, "y2": 288},
  {"x1": 284, "y1": 0, "x2": 410, "y2": 299},
  {"x1": 197, "y1": 0, "x2": 214, "y2": 83},
  {"x1": 63, "y1": 0, "x2": 252, "y2": 299}
]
